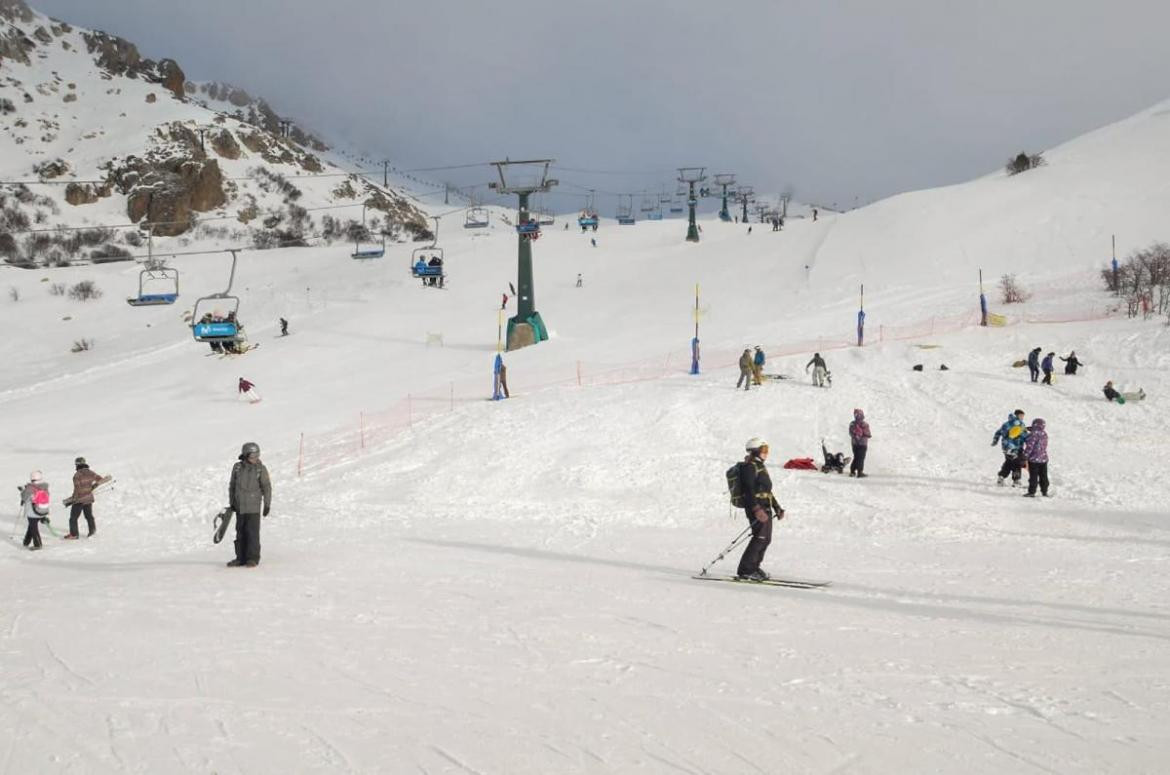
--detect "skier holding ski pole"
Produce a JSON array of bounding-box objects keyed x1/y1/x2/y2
[{"x1": 736, "y1": 438, "x2": 784, "y2": 580}]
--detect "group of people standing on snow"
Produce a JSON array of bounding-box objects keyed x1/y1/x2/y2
[
  {"x1": 1025, "y1": 347, "x2": 1084, "y2": 385},
  {"x1": 17, "y1": 457, "x2": 108, "y2": 549},
  {"x1": 990, "y1": 410, "x2": 1049, "y2": 497}
]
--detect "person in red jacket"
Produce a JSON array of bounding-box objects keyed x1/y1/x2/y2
[{"x1": 238, "y1": 377, "x2": 261, "y2": 403}]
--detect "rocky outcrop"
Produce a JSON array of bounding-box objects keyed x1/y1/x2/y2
[
  {"x1": 64, "y1": 181, "x2": 111, "y2": 206},
  {"x1": 33, "y1": 158, "x2": 69, "y2": 179},
  {"x1": 0, "y1": 24, "x2": 34, "y2": 65},
  {"x1": 238, "y1": 128, "x2": 324, "y2": 172},
  {"x1": 121, "y1": 158, "x2": 226, "y2": 236},
  {"x1": 81, "y1": 30, "x2": 185, "y2": 99},
  {"x1": 362, "y1": 186, "x2": 431, "y2": 240},
  {"x1": 0, "y1": 0, "x2": 34, "y2": 23},
  {"x1": 209, "y1": 128, "x2": 241, "y2": 160}
]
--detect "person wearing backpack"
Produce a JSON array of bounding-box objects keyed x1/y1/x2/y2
[
  {"x1": 19, "y1": 470, "x2": 50, "y2": 550},
  {"x1": 848, "y1": 409, "x2": 871, "y2": 477},
  {"x1": 65, "y1": 457, "x2": 105, "y2": 539},
  {"x1": 735, "y1": 438, "x2": 784, "y2": 581},
  {"x1": 228, "y1": 442, "x2": 272, "y2": 568}
]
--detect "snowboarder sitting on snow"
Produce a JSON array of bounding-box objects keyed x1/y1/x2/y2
[
  {"x1": 1041, "y1": 352, "x2": 1056, "y2": 385},
  {"x1": 736, "y1": 438, "x2": 784, "y2": 581},
  {"x1": 228, "y1": 442, "x2": 272, "y2": 568},
  {"x1": 1022, "y1": 418, "x2": 1050, "y2": 498},
  {"x1": 66, "y1": 457, "x2": 105, "y2": 539},
  {"x1": 18, "y1": 470, "x2": 50, "y2": 550},
  {"x1": 1103, "y1": 380, "x2": 1146, "y2": 403},
  {"x1": 736, "y1": 349, "x2": 753, "y2": 391},
  {"x1": 991, "y1": 410, "x2": 1028, "y2": 487},
  {"x1": 1027, "y1": 347, "x2": 1042, "y2": 382},
  {"x1": 806, "y1": 352, "x2": 829, "y2": 387},
  {"x1": 1103, "y1": 381, "x2": 1120, "y2": 401},
  {"x1": 848, "y1": 409, "x2": 871, "y2": 477},
  {"x1": 1060, "y1": 351, "x2": 1083, "y2": 375}
]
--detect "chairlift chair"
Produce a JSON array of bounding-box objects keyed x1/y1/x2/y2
[
  {"x1": 515, "y1": 218, "x2": 541, "y2": 240},
  {"x1": 537, "y1": 208, "x2": 555, "y2": 226},
  {"x1": 616, "y1": 194, "x2": 635, "y2": 225},
  {"x1": 126, "y1": 266, "x2": 180, "y2": 306},
  {"x1": 464, "y1": 207, "x2": 490, "y2": 229},
  {"x1": 410, "y1": 246, "x2": 446, "y2": 288},
  {"x1": 351, "y1": 231, "x2": 387, "y2": 260},
  {"x1": 191, "y1": 250, "x2": 243, "y2": 342},
  {"x1": 577, "y1": 210, "x2": 599, "y2": 231}
]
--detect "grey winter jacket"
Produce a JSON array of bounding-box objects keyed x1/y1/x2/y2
[
  {"x1": 20, "y1": 481, "x2": 48, "y2": 520},
  {"x1": 230, "y1": 459, "x2": 272, "y2": 515}
]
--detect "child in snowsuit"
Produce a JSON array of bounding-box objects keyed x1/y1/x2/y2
[
  {"x1": 1022, "y1": 418, "x2": 1049, "y2": 497},
  {"x1": 991, "y1": 411, "x2": 1028, "y2": 486},
  {"x1": 1041, "y1": 352, "x2": 1056, "y2": 385},
  {"x1": 736, "y1": 349, "x2": 753, "y2": 391},
  {"x1": 19, "y1": 471, "x2": 49, "y2": 550},
  {"x1": 848, "y1": 409, "x2": 871, "y2": 477}
]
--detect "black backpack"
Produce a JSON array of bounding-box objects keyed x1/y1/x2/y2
[{"x1": 726, "y1": 462, "x2": 747, "y2": 507}]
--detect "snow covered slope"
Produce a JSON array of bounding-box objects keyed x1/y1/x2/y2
[{"x1": 2, "y1": 3, "x2": 1170, "y2": 770}]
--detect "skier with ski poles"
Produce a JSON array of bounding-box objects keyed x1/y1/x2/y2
[
  {"x1": 736, "y1": 438, "x2": 784, "y2": 581},
  {"x1": 227, "y1": 442, "x2": 272, "y2": 568}
]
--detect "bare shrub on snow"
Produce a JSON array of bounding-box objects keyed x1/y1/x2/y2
[
  {"x1": 67, "y1": 280, "x2": 102, "y2": 301},
  {"x1": 999, "y1": 273, "x2": 1031, "y2": 304}
]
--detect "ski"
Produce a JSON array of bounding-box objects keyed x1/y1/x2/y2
[
  {"x1": 693, "y1": 574, "x2": 831, "y2": 589},
  {"x1": 61, "y1": 475, "x2": 114, "y2": 507}
]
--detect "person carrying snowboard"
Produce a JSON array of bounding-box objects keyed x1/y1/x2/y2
[
  {"x1": 991, "y1": 410, "x2": 1028, "y2": 486},
  {"x1": 1041, "y1": 352, "x2": 1056, "y2": 385},
  {"x1": 1022, "y1": 418, "x2": 1050, "y2": 498},
  {"x1": 228, "y1": 442, "x2": 272, "y2": 568},
  {"x1": 65, "y1": 457, "x2": 105, "y2": 538},
  {"x1": 238, "y1": 377, "x2": 260, "y2": 403},
  {"x1": 1027, "y1": 347, "x2": 1042, "y2": 383},
  {"x1": 806, "y1": 352, "x2": 828, "y2": 387},
  {"x1": 1060, "y1": 351, "x2": 1083, "y2": 375},
  {"x1": 848, "y1": 409, "x2": 871, "y2": 477},
  {"x1": 18, "y1": 470, "x2": 50, "y2": 550},
  {"x1": 736, "y1": 349, "x2": 753, "y2": 391},
  {"x1": 736, "y1": 438, "x2": 784, "y2": 581}
]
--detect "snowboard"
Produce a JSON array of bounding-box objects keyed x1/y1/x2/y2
[
  {"x1": 212, "y1": 507, "x2": 234, "y2": 544},
  {"x1": 693, "y1": 574, "x2": 831, "y2": 589},
  {"x1": 763, "y1": 373, "x2": 793, "y2": 381},
  {"x1": 62, "y1": 475, "x2": 114, "y2": 507}
]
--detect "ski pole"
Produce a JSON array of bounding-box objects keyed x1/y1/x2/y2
[{"x1": 696, "y1": 526, "x2": 752, "y2": 577}]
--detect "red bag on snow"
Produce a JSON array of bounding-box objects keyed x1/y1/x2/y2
[{"x1": 783, "y1": 458, "x2": 818, "y2": 470}]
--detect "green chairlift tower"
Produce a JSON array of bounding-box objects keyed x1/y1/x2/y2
[
  {"x1": 735, "y1": 185, "x2": 754, "y2": 224},
  {"x1": 678, "y1": 166, "x2": 707, "y2": 243},
  {"x1": 489, "y1": 159, "x2": 558, "y2": 351},
  {"x1": 713, "y1": 173, "x2": 736, "y2": 222}
]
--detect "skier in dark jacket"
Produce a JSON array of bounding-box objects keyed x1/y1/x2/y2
[
  {"x1": 228, "y1": 442, "x2": 272, "y2": 567},
  {"x1": 736, "y1": 438, "x2": 784, "y2": 581},
  {"x1": 848, "y1": 409, "x2": 871, "y2": 477},
  {"x1": 1027, "y1": 348, "x2": 1042, "y2": 382},
  {"x1": 1060, "y1": 351, "x2": 1083, "y2": 375},
  {"x1": 1041, "y1": 352, "x2": 1056, "y2": 385},
  {"x1": 65, "y1": 457, "x2": 105, "y2": 538}
]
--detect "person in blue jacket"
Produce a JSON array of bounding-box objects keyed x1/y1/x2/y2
[
  {"x1": 1041, "y1": 352, "x2": 1056, "y2": 385},
  {"x1": 991, "y1": 409, "x2": 1029, "y2": 486}
]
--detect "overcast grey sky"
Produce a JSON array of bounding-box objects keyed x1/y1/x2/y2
[{"x1": 30, "y1": 0, "x2": 1170, "y2": 212}]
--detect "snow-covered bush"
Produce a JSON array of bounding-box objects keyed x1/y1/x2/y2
[
  {"x1": 48, "y1": 282, "x2": 65, "y2": 296},
  {"x1": 67, "y1": 280, "x2": 102, "y2": 301},
  {"x1": 71, "y1": 338, "x2": 94, "y2": 353}
]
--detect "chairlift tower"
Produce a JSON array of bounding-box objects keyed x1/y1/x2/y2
[
  {"x1": 678, "y1": 167, "x2": 707, "y2": 243},
  {"x1": 735, "y1": 185, "x2": 755, "y2": 224},
  {"x1": 713, "y1": 173, "x2": 736, "y2": 222},
  {"x1": 489, "y1": 159, "x2": 558, "y2": 350}
]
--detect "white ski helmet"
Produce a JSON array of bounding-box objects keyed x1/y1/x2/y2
[
  {"x1": 29, "y1": 470, "x2": 43, "y2": 482},
  {"x1": 745, "y1": 437, "x2": 768, "y2": 452}
]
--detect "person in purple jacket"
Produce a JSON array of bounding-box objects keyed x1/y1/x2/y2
[
  {"x1": 1022, "y1": 418, "x2": 1050, "y2": 497},
  {"x1": 849, "y1": 408, "x2": 871, "y2": 478}
]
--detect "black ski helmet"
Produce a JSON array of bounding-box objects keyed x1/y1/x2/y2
[{"x1": 241, "y1": 442, "x2": 260, "y2": 457}]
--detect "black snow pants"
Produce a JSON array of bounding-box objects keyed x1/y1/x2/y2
[
  {"x1": 23, "y1": 518, "x2": 42, "y2": 549},
  {"x1": 1027, "y1": 462, "x2": 1049, "y2": 496},
  {"x1": 1029, "y1": 365, "x2": 1039, "y2": 382},
  {"x1": 998, "y1": 451, "x2": 1023, "y2": 483},
  {"x1": 850, "y1": 444, "x2": 868, "y2": 475},
  {"x1": 235, "y1": 513, "x2": 261, "y2": 564},
  {"x1": 1042, "y1": 370, "x2": 1053, "y2": 385},
  {"x1": 736, "y1": 512, "x2": 773, "y2": 577},
  {"x1": 68, "y1": 503, "x2": 95, "y2": 537}
]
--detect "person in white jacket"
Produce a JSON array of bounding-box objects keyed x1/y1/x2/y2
[{"x1": 18, "y1": 470, "x2": 50, "y2": 550}]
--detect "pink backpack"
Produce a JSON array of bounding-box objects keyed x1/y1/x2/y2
[{"x1": 31, "y1": 487, "x2": 50, "y2": 517}]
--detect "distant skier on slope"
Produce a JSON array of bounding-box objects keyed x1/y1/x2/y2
[
  {"x1": 279, "y1": 317, "x2": 289, "y2": 337},
  {"x1": 848, "y1": 409, "x2": 871, "y2": 477},
  {"x1": 736, "y1": 438, "x2": 784, "y2": 581},
  {"x1": 227, "y1": 442, "x2": 272, "y2": 568},
  {"x1": 991, "y1": 410, "x2": 1028, "y2": 487},
  {"x1": 238, "y1": 377, "x2": 261, "y2": 403}
]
